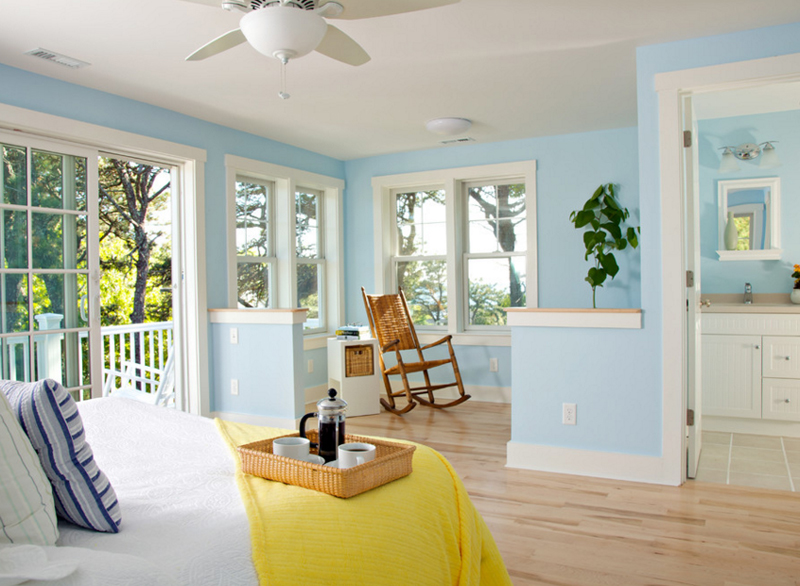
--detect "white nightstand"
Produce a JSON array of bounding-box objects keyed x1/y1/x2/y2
[{"x1": 327, "y1": 338, "x2": 381, "y2": 417}]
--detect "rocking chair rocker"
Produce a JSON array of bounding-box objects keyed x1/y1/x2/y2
[{"x1": 361, "y1": 287, "x2": 470, "y2": 416}]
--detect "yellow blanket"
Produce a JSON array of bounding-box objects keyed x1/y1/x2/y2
[{"x1": 216, "y1": 419, "x2": 511, "y2": 586}]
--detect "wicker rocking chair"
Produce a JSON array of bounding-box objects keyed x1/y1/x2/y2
[{"x1": 361, "y1": 287, "x2": 471, "y2": 416}]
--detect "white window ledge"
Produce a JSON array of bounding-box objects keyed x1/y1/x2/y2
[
  {"x1": 209, "y1": 308, "x2": 308, "y2": 325},
  {"x1": 505, "y1": 308, "x2": 642, "y2": 329}
]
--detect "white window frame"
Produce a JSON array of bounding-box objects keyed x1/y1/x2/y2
[
  {"x1": 372, "y1": 161, "x2": 537, "y2": 346},
  {"x1": 233, "y1": 174, "x2": 276, "y2": 309},
  {"x1": 225, "y1": 155, "x2": 344, "y2": 347},
  {"x1": 295, "y1": 186, "x2": 325, "y2": 334}
]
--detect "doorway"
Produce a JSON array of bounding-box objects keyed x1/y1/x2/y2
[{"x1": 660, "y1": 60, "x2": 800, "y2": 489}]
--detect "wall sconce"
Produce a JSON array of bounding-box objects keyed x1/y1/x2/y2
[{"x1": 718, "y1": 141, "x2": 780, "y2": 173}]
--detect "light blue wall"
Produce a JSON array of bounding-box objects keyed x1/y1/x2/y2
[
  {"x1": 210, "y1": 322, "x2": 305, "y2": 419},
  {"x1": 698, "y1": 111, "x2": 800, "y2": 294}
]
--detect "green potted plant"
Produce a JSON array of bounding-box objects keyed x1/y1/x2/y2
[{"x1": 569, "y1": 183, "x2": 640, "y2": 308}]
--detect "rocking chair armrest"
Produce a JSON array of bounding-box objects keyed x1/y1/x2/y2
[
  {"x1": 382, "y1": 339, "x2": 401, "y2": 352},
  {"x1": 420, "y1": 335, "x2": 453, "y2": 350}
]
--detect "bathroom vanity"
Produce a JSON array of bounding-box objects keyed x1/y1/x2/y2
[{"x1": 701, "y1": 298, "x2": 800, "y2": 433}]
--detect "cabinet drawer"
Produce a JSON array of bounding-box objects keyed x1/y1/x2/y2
[
  {"x1": 762, "y1": 336, "x2": 800, "y2": 379},
  {"x1": 762, "y1": 378, "x2": 800, "y2": 422}
]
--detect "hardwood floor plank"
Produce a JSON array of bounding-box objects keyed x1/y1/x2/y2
[{"x1": 346, "y1": 401, "x2": 800, "y2": 585}]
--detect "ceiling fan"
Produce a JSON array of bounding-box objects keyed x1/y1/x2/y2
[{"x1": 182, "y1": 0, "x2": 461, "y2": 67}]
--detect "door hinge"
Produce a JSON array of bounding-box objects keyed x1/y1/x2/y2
[
  {"x1": 686, "y1": 270, "x2": 694, "y2": 287},
  {"x1": 683, "y1": 130, "x2": 692, "y2": 148},
  {"x1": 687, "y1": 408, "x2": 695, "y2": 427}
]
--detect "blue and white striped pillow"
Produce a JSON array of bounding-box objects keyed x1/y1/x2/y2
[{"x1": 0, "y1": 380, "x2": 121, "y2": 533}]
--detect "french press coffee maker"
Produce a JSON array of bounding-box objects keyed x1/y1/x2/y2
[{"x1": 299, "y1": 388, "x2": 347, "y2": 463}]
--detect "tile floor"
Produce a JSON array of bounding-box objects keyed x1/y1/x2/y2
[{"x1": 694, "y1": 431, "x2": 800, "y2": 491}]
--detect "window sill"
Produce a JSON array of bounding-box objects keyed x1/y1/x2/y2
[
  {"x1": 505, "y1": 308, "x2": 642, "y2": 329},
  {"x1": 416, "y1": 332, "x2": 511, "y2": 347}
]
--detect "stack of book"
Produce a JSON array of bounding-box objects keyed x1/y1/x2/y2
[{"x1": 335, "y1": 325, "x2": 371, "y2": 340}]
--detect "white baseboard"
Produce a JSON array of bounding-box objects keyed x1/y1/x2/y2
[
  {"x1": 305, "y1": 384, "x2": 328, "y2": 405},
  {"x1": 388, "y1": 381, "x2": 511, "y2": 403},
  {"x1": 213, "y1": 410, "x2": 297, "y2": 430},
  {"x1": 506, "y1": 441, "x2": 678, "y2": 486},
  {"x1": 702, "y1": 416, "x2": 800, "y2": 438}
]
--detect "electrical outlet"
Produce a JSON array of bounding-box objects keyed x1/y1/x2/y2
[
  {"x1": 230, "y1": 379, "x2": 239, "y2": 396},
  {"x1": 562, "y1": 403, "x2": 576, "y2": 425},
  {"x1": 308, "y1": 359, "x2": 314, "y2": 373},
  {"x1": 230, "y1": 327, "x2": 239, "y2": 345},
  {"x1": 489, "y1": 358, "x2": 499, "y2": 372}
]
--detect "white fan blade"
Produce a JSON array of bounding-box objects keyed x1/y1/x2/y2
[
  {"x1": 314, "y1": 24, "x2": 370, "y2": 66},
  {"x1": 329, "y1": 0, "x2": 460, "y2": 20},
  {"x1": 186, "y1": 28, "x2": 247, "y2": 61}
]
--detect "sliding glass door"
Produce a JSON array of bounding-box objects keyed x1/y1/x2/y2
[{"x1": 0, "y1": 132, "x2": 101, "y2": 399}]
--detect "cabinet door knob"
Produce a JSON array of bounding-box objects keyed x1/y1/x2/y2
[
  {"x1": 785, "y1": 399, "x2": 791, "y2": 404},
  {"x1": 755, "y1": 345, "x2": 760, "y2": 349}
]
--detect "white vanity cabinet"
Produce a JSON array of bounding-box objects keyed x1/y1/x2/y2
[{"x1": 701, "y1": 312, "x2": 800, "y2": 422}]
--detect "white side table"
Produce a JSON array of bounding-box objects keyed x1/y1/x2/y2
[{"x1": 327, "y1": 338, "x2": 381, "y2": 417}]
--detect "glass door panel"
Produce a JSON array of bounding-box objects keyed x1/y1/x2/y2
[{"x1": 0, "y1": 133, "x2": 99, "y2": 400}]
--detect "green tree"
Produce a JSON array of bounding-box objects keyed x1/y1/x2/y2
[{"x1": 98, "y1": 158, "x2": 171, "y2": 324}]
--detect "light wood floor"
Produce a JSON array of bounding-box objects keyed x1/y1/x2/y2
[{"x1": 346, "y1": 401, "x2": 800, "y2": 586}]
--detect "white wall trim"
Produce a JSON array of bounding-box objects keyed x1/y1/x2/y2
[
  {"x1": 506, "y1": 442, "x2": 679, "y2": 486},
  {"x1": 213, "y1": 410, "x2": 298, "y2": 431},
  {"x1": 655, "y1": 51, "x2": 800, "y2": 485},
  {"x1": 208, "y1": 308, "x2": 308, "y2": 325},
  {"x1": 0, "y1": 102, "x2": 210, "y2": 418},
  {"x1": 506, "y1": 309, "x2": 642, "y2": 329}
]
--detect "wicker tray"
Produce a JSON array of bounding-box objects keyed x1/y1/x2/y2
[{"x1": 237, "y1": 430, "x2": 415, "y2": 498}]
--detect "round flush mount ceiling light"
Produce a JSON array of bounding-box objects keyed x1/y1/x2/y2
[{"x1": 425, "y1": 117, "x2": 472, "y2": 136}]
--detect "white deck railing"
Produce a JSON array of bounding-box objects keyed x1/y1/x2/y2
[
  {"x1": 3, "y1": 319, "x2": 173, "y2": 400},
  {"x1": 101, "y1": 322, "x2": 173, "y2": 397}
]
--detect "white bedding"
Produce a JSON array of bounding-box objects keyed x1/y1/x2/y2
[{"x1": 54, "y1": 398, "x2": 258, "y2": 586}]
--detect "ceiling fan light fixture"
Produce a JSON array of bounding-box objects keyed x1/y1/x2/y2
[
  {"x1": 240, "y1": 4, "x2": 328, "y2": 61},
  {"x1": 426, "y1": 117, "x2": 472, "y2": 136}
]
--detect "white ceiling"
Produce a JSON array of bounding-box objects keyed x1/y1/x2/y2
[{"x1": 1, "y1": 0, "x2": 800, "y2": 160}]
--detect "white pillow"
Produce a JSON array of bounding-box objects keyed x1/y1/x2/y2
[
  {"x1": 0, "y1": 391, "x2": 58, "y2": 546},
  {"x1": 0, "y1": 544, "x2": 77, "y2": 586}
]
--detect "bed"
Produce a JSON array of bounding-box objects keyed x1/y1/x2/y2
[{"x1": 1, "y1": 387, "x2": 510, "y2": 585}]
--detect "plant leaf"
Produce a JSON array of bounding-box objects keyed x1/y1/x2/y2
[
  {"x1": 587, "y1": 266, "x2": 607, "y2": 287},
  {"x1": 599, "y1": 252, "x2": 619, "y2": 278},
  {"x1": 601, "y1": 222, "x2": 621, "y2": 240},
  {"x1": 627, "y1": 226, "x2": 639, "y2": 248},
  {"x1": 572, "y1": 209, "x2": 595, "y2": 228}
]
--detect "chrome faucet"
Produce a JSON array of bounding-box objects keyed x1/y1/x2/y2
[{"x1": 744, "y1": 283, "x2": 753, "y2": 304}]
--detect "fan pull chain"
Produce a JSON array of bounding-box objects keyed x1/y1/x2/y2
[{"x1": 278, "y1": 58, "x2": 290, "y2": 100}]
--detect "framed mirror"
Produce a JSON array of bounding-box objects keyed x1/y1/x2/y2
[{"x1": 717, "y1": 177, "x2": 781, "y2": 261}]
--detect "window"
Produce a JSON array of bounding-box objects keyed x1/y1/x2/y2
[
  {"x1": 226, "y1": 155, "x2": 344, "y2": 340},
  {"x1": 373, "y1": 161, "x2": 537, "y2": 340},
  {"x1": 235, "y1": 176, "x2": 274, "y2": 308},
  {"x1": 393, "y1": 189, "x2": 448, "y2": 326},
  {"x1": 296, "y1": 188, "x2": 324, "y2": 332},
  {"x1": 464, "y1": 181, "x2": 527, "y2": 327}
]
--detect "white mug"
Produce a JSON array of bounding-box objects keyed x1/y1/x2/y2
[
  {"x1": 273, "y1": 436, "x2": 311, "y2": 460},
  {"x1": 338, "y1": 442, "x2": 376, "y2": 469}
]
